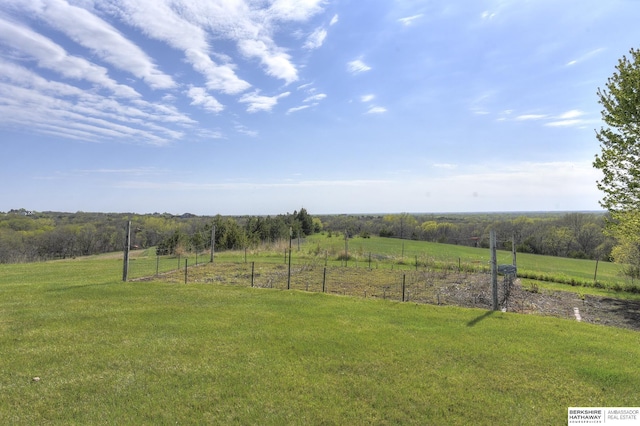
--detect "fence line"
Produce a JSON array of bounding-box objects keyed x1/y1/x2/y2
[{"x1": 130, "y1": 255, "x2": 513, "y2": 311}]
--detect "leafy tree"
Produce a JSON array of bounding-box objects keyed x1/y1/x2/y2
[
  {"x1": 593, "y1": 47, "x2": 640, "y2": 274},
  {"x1": 295, "y1": 208, "x2": 314, "y2": 236}
]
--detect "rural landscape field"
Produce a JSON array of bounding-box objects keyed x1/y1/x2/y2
[
  {"x1": 4, "y1": 0, "x2": 640, "y2": 424},
  {"x1": 2, "y1": 217, "x2": 640, "y2": 424}
]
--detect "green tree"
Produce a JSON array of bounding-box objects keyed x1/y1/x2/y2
[{"x1": 593, "y1": 48, "x2": 640, "y2": 274}]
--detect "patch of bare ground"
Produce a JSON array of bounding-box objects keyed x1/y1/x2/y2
[{"x1": 139, "y1": 262, "x2": 640, "y2": 332}]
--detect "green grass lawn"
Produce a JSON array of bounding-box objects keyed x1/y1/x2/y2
[{"x1": 1, "y1": 256, "x2": 639, "y2": 424}]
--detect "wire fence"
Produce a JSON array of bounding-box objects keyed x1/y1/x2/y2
[{"x1": 128, "y1": 251, "x2": 515, "y2": 311}]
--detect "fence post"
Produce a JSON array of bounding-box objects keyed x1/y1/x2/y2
[
  {"x1": 322, "y1": 267, "x2": 326, "y2": 293},
  {"x1": 122, "y1": 220, "x2": 130, "y2": 282},
  {"x1": 344, "y1": 232, "x2": 348, "y2": 267},
  {"x1": 210, "y1": 225, "x2": 215, "y2": 263},
  {"x1": 369, "y1": 252, "x2": 372, "y2": 270},
  {"x1": 402, "y1": 274, "x2": 406, "y2": 302},
  {"x1": 184, "y1": 259, "x2": 188, "y2": 284},
  {"x1": 156, "y1": 253, "x2": 159, "y2": 276},
  {"x1": 491, "y1": 230, "x2": 498, "y2": 310},
  {"x1": 251, "y1": 262, "x2": 255, "y2": 287},
  {"x1": 415, "y1": 255, "x2": 418, "y2": 271},
  {"x1": 287, "y1": 227, "x2": 292, "y2": 290}
]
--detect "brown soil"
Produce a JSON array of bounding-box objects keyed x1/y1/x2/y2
[
  {"x1": 142, "y1": 263, "x2": 640, "y2": 333},
  {"x1": 456, "y1": 278, "x2": 640, "y2": 332}
]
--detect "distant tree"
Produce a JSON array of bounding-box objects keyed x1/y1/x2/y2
[
  {"x1": 295, "y1": 208, "x2": 314, "y2": 236},
  {"x1": 593, "y1": 47, "x2": 640, "y2": 274}
]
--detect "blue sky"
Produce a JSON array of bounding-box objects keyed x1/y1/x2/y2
[{"x1": 1, "y1": 0, "x2": 639, "y2": 215}]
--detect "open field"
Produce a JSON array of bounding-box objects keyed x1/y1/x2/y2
[
  {"x1": 125, "y1": 235, "x2": 634, "y2": 296},
  {"x1": 1, "y1": 253, "x2": 640, "y2": 424},
  {"x1": 305, "y1": 235, "x2": 628, "y2": 290}
]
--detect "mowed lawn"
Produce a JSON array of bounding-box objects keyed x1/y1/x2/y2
[{"x1": 1, "y1": 256, "x2": 640, "y2": 425}]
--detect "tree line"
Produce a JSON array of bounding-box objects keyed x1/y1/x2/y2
[
  {"x1": 318, "y1": 212, "x2": 614, "y2": 261},
  {"x1": 0, "y1": 208, "x2": 614, "y2": 265},
  {"x1": 0, "y1": 208, "x2": 316, "y2": 263}
]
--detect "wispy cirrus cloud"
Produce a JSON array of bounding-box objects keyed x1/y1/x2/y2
[
  {"x1": 303, "y1": 93, "x2": 327, "y2": 103},
  {"x1": 566, "y1": 48, "x2": 605, "y2": 67},
  {"x1": 238, "y1": 39, "x2": 298, "y2": 84},
  {"x1": 7, "y1": 0, "x2": 176, "y2": 90},
  {"x1": 287, "y1": 105, "x2": 311, "y2": 114},
  {"x1": 0, "y1": 59, "x2": 190, "y2": 145},
  {"x1": 102, "y1": 0, "x2": 252, "y2": 94},
  {"x1": 239, "y1": 91, "x2": 290, "y2": 113},
  {"x1": 366, "y1": 106, "x2": 387, "y2": 114},
  {"x1": 507, "y1": 109, "x2": 590, "y2": 128},
  {"x1": 234, "y1": 123, "x2": 258, "y2": 137},
  {"x1": 187, "y1": 87, "x2": 224, "y2": 113},
  {"x1": 515, "y1": 114, "x2": 547, "y2": 121},
  {"x1": 304, "y1": 27, "x2": 327, "y2": 49},
  {"x1": 0, "y1": 17, "x2": 139, "y2": 98},
  {"x1": 545, "y1": 110, "x2": 592, "y2": 127},
  {"x1": 347, "y1": 59, "x2": 372, "y2": 74},
  {"x1": 398, "y1": 14, "x2": 423, "y2": 26}
]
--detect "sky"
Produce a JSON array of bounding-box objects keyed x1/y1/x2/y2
[{"x1": 1, "y1": 0, "x2": 640, "y2": 216}]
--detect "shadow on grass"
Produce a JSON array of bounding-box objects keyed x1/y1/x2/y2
[
  {"x1": 466, "y1": 310, "x2": 495, "y2": 327},
  {"x1": 598, "y1": 297, "x2": 640, "y2": 330}
]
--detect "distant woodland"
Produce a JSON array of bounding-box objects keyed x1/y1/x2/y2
[{"x1": 0, "y1": 208, "x2": 613, "y2": 264}]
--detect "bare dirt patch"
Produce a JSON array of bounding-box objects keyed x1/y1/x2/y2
[{"x1": 143, "y1": 262, "x2": 640, "y2": 332}]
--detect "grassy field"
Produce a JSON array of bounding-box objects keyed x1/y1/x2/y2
[
  {"x1": 1, "y1": 254, "x2": 640, "y2": 424},
  {"x1": 302, "y1": 234, "x2": 630, "y2": 291}
]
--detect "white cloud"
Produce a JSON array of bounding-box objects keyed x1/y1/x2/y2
[
  {"x1": 481, "y1": 11, "x2": 496, "y2": 20},
  {"x1": 0, "y1": 59, "x2": 191, "y2": 145},
  {"x1": 304, "y1": 93, "x2": 327, "y2": 103},
  {"x1": 304, "y1": 27, "x2": 327, "y2": 49},
  {"x1": 361, "y1": 94, "x2": 375, "y2": 102},
  {"x1": 104, "y1": 0, "x2": 251, "y2": 94},
  {"x1": 13, "y1": 0, "x2": 176, "y2": 90},
  {"x1": 330, "y1": 14, "x2": 339, "y2": 26},
  {"x1": 239, "y1": 91, "x2": 290, "y2": 113},
  {"x1": 187, "y1": 87, "x2": 224, "y2": 113},
  {"x1": 398, "y1": 14, "x2": 423, "y2": 26},
  {"x1": 238, "y1": 39, "x2": 298, "y2": 84},
  {"x1": 347, "y1": 59, "x2": 372, "y2": 74},
  {"x1": 566, "y1": 48, "x2": 605, "y2": 67},
  {"x1": 0, "y1": 17, "x2": 139, "y2": 98},
  {"x1": 544, "y1": 110, "x2": 588, "y2": 127},
  {"x1": 234, "y1": 123, "x2": 258, "y2": 137},
  {"x1": 558, "y1": 110, "x2": 584, "y2": 119},
  {"x1": 545, "y1": 119, "x2": 584, "y2": 128},
  {"x1": 366, "y1": 106, "x2": 387, "y2": 114},
  {"x1": 515, "y1": 114, "x2": 547, "y2": 121},
  {"x1": 287, "y1": 105, "x2": 311, "y2": 114},
  {"x1": 266, "y1": 0, "x2": 325, "y2": 22}
]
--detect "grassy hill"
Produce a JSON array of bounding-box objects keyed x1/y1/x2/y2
[{"x1": 1, "y1": 255, "x2": 639, "y2": 424}]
